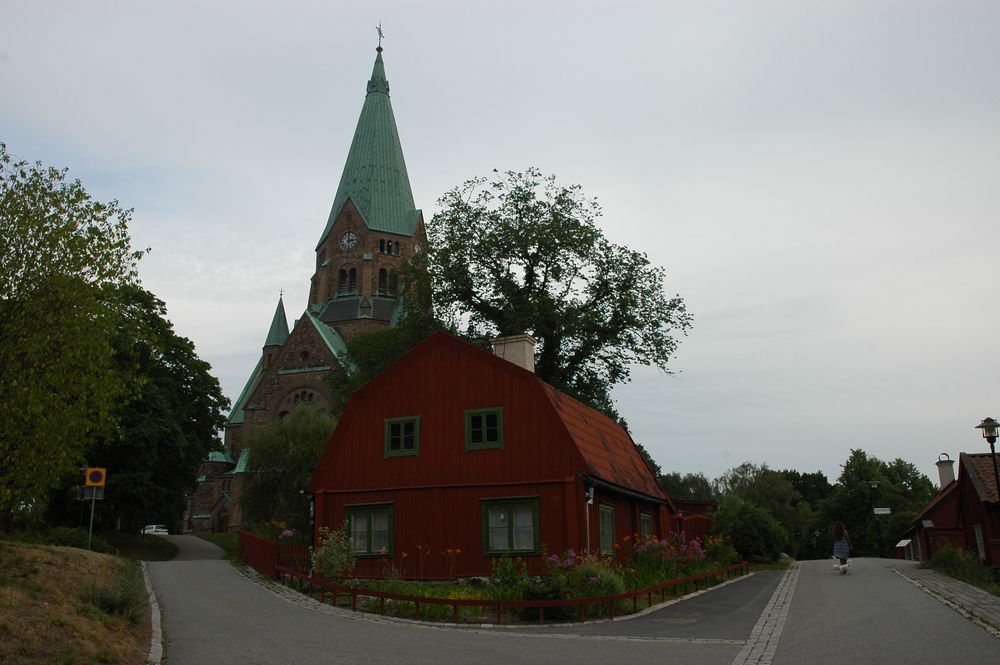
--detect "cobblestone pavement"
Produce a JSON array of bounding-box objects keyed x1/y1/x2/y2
[{"x1": 896, "y1": 566, "x2": 1000, "y2": 637}]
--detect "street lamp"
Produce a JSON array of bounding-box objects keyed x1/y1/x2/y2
[
  {"x1": 975, "y1": 417, "x2": 1000, "y2": 503},
  {"x1": 868, "y1": 480, "x2": 881, "y2": 556}
]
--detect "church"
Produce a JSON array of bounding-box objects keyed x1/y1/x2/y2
[{"x1": 184, "y1": 44, "x2": 426, "y2": 532}]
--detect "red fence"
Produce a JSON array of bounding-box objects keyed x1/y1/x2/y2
[
  {"x1": 273, "y1": 561, "x2": 749, "y2": 625},
  {"x1": 237, "y1": 531, "x2": 310, "y2": 578}
]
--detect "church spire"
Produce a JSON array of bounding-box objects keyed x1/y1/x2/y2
[
  {"x1": 263, "y1": 294, "x2": 289, "y2": 348},
  {"x1": 317, "y1": 45, "x2": 419, "y2": 249}
]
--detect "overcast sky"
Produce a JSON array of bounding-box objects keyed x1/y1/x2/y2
[{"x1": 3, "y1": 0, "x2": 999, "y2": 487}]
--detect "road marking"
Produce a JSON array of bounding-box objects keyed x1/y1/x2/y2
[
  {"x1": 730, "y1": 564, "x2": 799, "y2": 665},
  {"x1": 141, "y1": 562, "x2": 164, "y2": 665}
]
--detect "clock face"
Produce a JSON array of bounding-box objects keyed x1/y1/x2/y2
[{"x1": 339, "y1": 231, "x2": 358, "y2": 250}]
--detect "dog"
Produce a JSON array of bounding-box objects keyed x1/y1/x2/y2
[{"x1": 833, "y1": 557, "x2": 851, "y2": 574}]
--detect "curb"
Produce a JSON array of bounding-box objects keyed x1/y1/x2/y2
[
  {"x1": 141, "y1": 562, "x2": 164, "y2": 664},
  {"x1": 893, "y1": 568, "x2": 1000, "y2": 640}
]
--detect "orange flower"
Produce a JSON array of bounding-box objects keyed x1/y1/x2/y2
[
  {"x1": 623, "y1": 535, "x2": 631, "y2": 542},
  {"x1": 401, "y1": 552, "x2": 408, "y2": 558}
]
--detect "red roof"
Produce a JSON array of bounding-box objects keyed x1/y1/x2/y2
[
  {"x1": 963, "y1": 453, "x2": 1000, "y2": 503},
  {"x1": 540, "y1": 383, "x2": 666, "y2": 501}
]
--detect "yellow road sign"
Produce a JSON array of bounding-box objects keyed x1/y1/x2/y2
[{"x1": 85, "y1": 467, "x2": 106, "y2": 487}]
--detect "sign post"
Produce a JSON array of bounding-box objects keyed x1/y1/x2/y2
[{"x1": 84, "y1": 468, "x2": 107, "y2": 550}]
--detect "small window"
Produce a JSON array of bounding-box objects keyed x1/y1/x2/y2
[
  {"x1": 379, "y1": 239, "x2": 386, "y2": 253},
  {"x1": 378, "y1": 268, "x2": 388, "y2": 293},
  {"x1": 640, "y1": 512, "x2": 654, "y2": 542},
  {"x1": 482, "y1": 498, "x2": 539, "y2": 555},
  {"x1": 348, "y1": 268, "x2": 357, "y2": 293},
  {"x1": 337, "y1": 269, "x2": 348, "y2": 294},
  {"x1": 347, "y1": 504, "x2": 393, "y2": 556},
  {"x1": 465, "y1": 407, "x2": 504, "y2": 450},
  {"x1": 384, "y1": 416, "x2": 420, "y2": 457},
  {"x1": 599, "y1": 504, "x2": 615, "y2": 555}
]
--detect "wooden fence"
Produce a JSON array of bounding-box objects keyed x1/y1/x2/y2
[
  {"x1": 273, "y1": 561, "x2": 749, "y2": 625},
  {"x1": 237, "y1": 531, "x2": 310, "y2": 578}
]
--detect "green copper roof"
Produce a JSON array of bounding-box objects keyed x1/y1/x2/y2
[
  {"x1": 226, "y1": 357, "x2": 262, "y2": 427},
  {"x1": 317, "y1": 48, "x2": 420, "y2": 247},
  {"x1": 234, "y1": 448, "x2": 251, "y2": 474},
  {"x1": 207, "y1": 450, "x2": 235, "y2": 464},
  {"x1": 306, "y1": 312, "x2": 348, "y2": 357},
  {"x1": 264, "y1": 296, "x2": 289, "y2": 348}
]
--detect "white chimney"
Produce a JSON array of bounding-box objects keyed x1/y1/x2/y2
[
  {"x1": 936, "y1": 453, "x2": 955, "y2": 488},
  {"x1": 491, "y1": 334, "x2": 536, "y2": 373}
]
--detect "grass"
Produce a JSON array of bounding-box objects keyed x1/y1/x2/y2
[
  {"x1": 0, "y1": 538, "x2": 149, "y2": 665},
  {"x1": 105, "y1": 531, "x2": 179, "y2": 561},
  {"x1": 197, "y1": 532, "x2": 239, "y2": 559},
  {"x1": 921, "y1": 545, "x2": 1000, "y2": 598},
  {"x1": 748, "y1": 554, "x2": 795, "y2": 572}
]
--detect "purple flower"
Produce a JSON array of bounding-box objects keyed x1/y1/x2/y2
[{"x1": 279, "y1": 528, "x2": 295, "y2": 539}]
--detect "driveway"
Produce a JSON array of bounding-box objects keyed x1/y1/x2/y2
[{"x1": 147, "y1": 544, "x2": 1000, "y2": 665}]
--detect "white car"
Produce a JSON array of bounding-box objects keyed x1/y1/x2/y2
[{"x1": 141, "y1": 524, "x2": 169, "y2": 535}]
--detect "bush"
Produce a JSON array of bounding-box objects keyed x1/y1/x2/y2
[
  {"x1": 83, "y1": 560, "x2": 146, "y2": 624},
  {"x1": 925, "y1": 544, "x2": 1000, "y2": 594},
  {"x1": 487, "y1": 556, "x2": 530, "y2": 600},
  {"x1": 45, "y1": 527, "x2": 116, "y2": 554},
  {"x1": 311, "y1": 522, "x2": 355, "y2": 580},
  {"x1": 714, "y1": 498, "x2": 788, "y2": 563}
]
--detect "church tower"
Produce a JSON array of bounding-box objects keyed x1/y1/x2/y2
[
  {"x1": 186, "y1": 45, "x2": 425, "y2": 533},
  {"x1": 309, "y1": 45, "x2": 426, "y2": 341}
]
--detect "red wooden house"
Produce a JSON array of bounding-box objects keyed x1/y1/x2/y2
[
  {"x1": 308, "y1": 331, "x2": 677, "y2": 578},
  {"x1": 900, "y1": 453, "x2": 1000, "y2": 565}
]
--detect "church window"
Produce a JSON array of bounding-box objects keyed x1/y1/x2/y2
[
  {"x1": 338, "y1": 269, "x2": 348, "y2": 294},
  {"x1": 389, "y1": 271, "x2": 399, "y2": 295},
  {"x1": 379, "y1": 239, "x2": 385, "y2": 253},
  {"x1": 378, "y1": 269, "x2": 388, "y2": 294},
  {"x1": 348, "y1": 268, "x2": 357, "y2": 293},
  {"x1": 299, "y1": 350, "x2": 310, "y2": 365}
]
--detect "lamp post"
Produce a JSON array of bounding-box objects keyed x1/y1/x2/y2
[
  {"x1": 869, "y1": 480, "x2": 881, "y2": 556},
  {"x1": 975, "y1": 417, "x2": 1000, "y2": 503}
]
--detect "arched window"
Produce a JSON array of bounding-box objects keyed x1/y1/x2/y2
[
  {"x1": 338, "y1": 269, "x2": 348, "y2": 294},
  {"x1": 348, "y1": 268, "x2": 357, "y2": 293},
  {"x1": 389, "y1": 270, "x2": 399, "y2": 295},
  {"x1": 379, "y1": 239, "x2": 385, "y2": 253},
  {"x1": 378, "y1": 268, "x2": 387, "y2": 293},
  {"x1": 299, "y1": 350, "x2": 310, "y2": 365}
]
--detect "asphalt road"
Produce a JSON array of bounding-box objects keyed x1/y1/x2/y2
[{"x1": 147, "y1": 539, "x2": 1000, "y2": 665}]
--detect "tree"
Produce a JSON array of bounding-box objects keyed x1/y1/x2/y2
[
  {"x1": 427, "y1": 168, "x2": 691, "y2": 416},
  {"x1": 46, "y1": 287, "x2": 229, "y2": 532},
  {"x1": 0, "y1": 144, "x2": 145, "y2": 528},
  {"x1": 239, "y1": 405, "x2": 338, "y2": 533},
  {"x1": 713, "y1": 462, "x2": 811, "y2": 556},
  {"x1": 713, "y1": 497, "x2": 788, "y2": 563},
  {"x1": 658, "y1": 472, "x2": 714, "y2": 500}
]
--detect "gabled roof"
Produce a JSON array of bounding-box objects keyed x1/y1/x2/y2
[
  {"x1": 330, "y1": 331, "x2": 665, "y2": 502},
  {"x1": 540, "y1": 384, "x2": 667, "y2": 501},
  {"x1": 909, "y1": 480, "x2": 958, "y2": 528},
  {"x1": 305, "y1": 311, "x2": 348, "y2": 357},
  {"x1": 225, "y1": 357, "x2": 262, "y2": 427},
  {"x1": 317, "y1": 47, "x2": 420, "y2": 248},
  {"x1": 961, "y1": 452, "x2": 1000, "y2": 503},
  {"x1": 234, "y1": 448, "x2": 251, "y2": 474},
  {"x1": 264, "y1": 296, "x2": 289, "y2": 348}
]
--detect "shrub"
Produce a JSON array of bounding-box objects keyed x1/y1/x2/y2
[
  {"x1": 713, "y1": 498, "x2": 788, "y2": 563},
  {"x1": 46, "y1": 527, "x2": 116, "y2": 554},
  {"x1": 83, "y1": 560, "x2": 146, "y2": 624},
  {"x1": 487, "y1": 556, "x2": 530, "y2": 600},
  {"x1": 312, "y1": 522, "x2": 355, "y2": 580}
]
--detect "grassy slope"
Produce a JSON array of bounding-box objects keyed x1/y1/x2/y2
[
  {"x1": 0, "y1": 540, "x2": 149, "y2": 665},
  {"x1": 196, "y1": 532, "x2": 238, "y2": 559},
  {"x1": 106, "y1": 531, "x2": 179, "y2": 562}
]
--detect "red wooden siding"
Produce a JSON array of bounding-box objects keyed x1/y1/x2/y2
[{"x1": 310, "y1": 332, "x2": 673, "y2": 578}]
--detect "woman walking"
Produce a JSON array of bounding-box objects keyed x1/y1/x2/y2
[{"x1": 833, "y1": 521, "x2": 851, "y2": 574}]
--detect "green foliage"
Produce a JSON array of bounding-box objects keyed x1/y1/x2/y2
[
  {"x1": 923, "y1": 544, "x2": 1000, "y2": 596},
  {"x1": 83, "y1": 560, "x2": 146, "y2": 625},
  {"x1": 239, "y1": 404, "x2": 337, "y2": 533},
  {"x1": 0, "y1": 144, "x2": 146, "y2": 528},
  {"x1": 486, "y1": 556, "x2": 531, "y2": 600},
  {"x1": 46, "y1": 286, "x2": 229, "y2": 533},
  {"x1": 427, "y1": 168, "x2": 691, "y2": 417},
  {"x1": 816, "y1": 449, "x2": 936, "y2": 557},
  {"x1": 44, "y1": 527, "x2": 116, "y2": 554},
  {"x1": 713, "y1": 462, "x2": 809, "y2": 556},
  {"x1": 659, "y1": 471, "x2": 714, "y2": 500},
  {"x1": 713, "y1": 497, "x2": 788, "y2": 563},
  {"x1": 312, "y1": 522, "x2": 356, "y2": 580}
]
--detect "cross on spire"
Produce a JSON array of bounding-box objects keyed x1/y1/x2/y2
[{"x1": 376, "y1": 22, "x2": 384, "y2": 50}]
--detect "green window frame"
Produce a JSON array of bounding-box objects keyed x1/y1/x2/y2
[
  {"x1": 481, "y1": 497, "x2": 539, "y2": 556},
  {"x1": 640, "y1": 512, "x2": 654, "y2": 542},
  {"x1": 599, "y1": 503, "x2": 615, "y2": 555},
  {"x1": 465, "y1": 407, "x2": 504, "y2": 450},
  {"x1": 346, "y1": 503, "x2": 393, "y2": 557},
  {"x1": 384, "y1": 416, "x2": 420, "y2": 458}
]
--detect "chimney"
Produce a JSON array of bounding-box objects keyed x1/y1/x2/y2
[
  {"x1": 936, "y1": 453, "x2": 955, "y2": 488},
  {"x1": 491, "y1": 334, "x2": 536, "y2": 373}
]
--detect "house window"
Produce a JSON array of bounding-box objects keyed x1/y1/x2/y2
[
  {"x1": 465, "y1": 407, "x2": 504, "y2": 450},
  {"x1": 384, "y1": 416, "x2": 420, "y2": 457},
  {"x1": 482, "y1": 498, "x2": 539, "y2": 555},
  {"x1": 599, "y1": 504, "x2": 615, "y2": 555},
  {"x1": 640, "y1": 512, "x2": 654, "y2": 542},
  {"x1": 347, "y1": 504, "x2": 393, "y2": 556}
]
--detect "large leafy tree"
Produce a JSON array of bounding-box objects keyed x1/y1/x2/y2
[
  {"x1": 239, "y1": 405, "x2": 338, "y2": 534},
  {"x1": 48, "y1": 287, "x2": 229, "y2": 532},
  {"x1": 0, "y1": 144, "x2": 145, "y2": 528},
  {"x1": 428, "y1": 168, "x2": 692, "y2": 416},
  {"x1": 659, "y1": 471, "x2": 714, "y2": 500}
]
